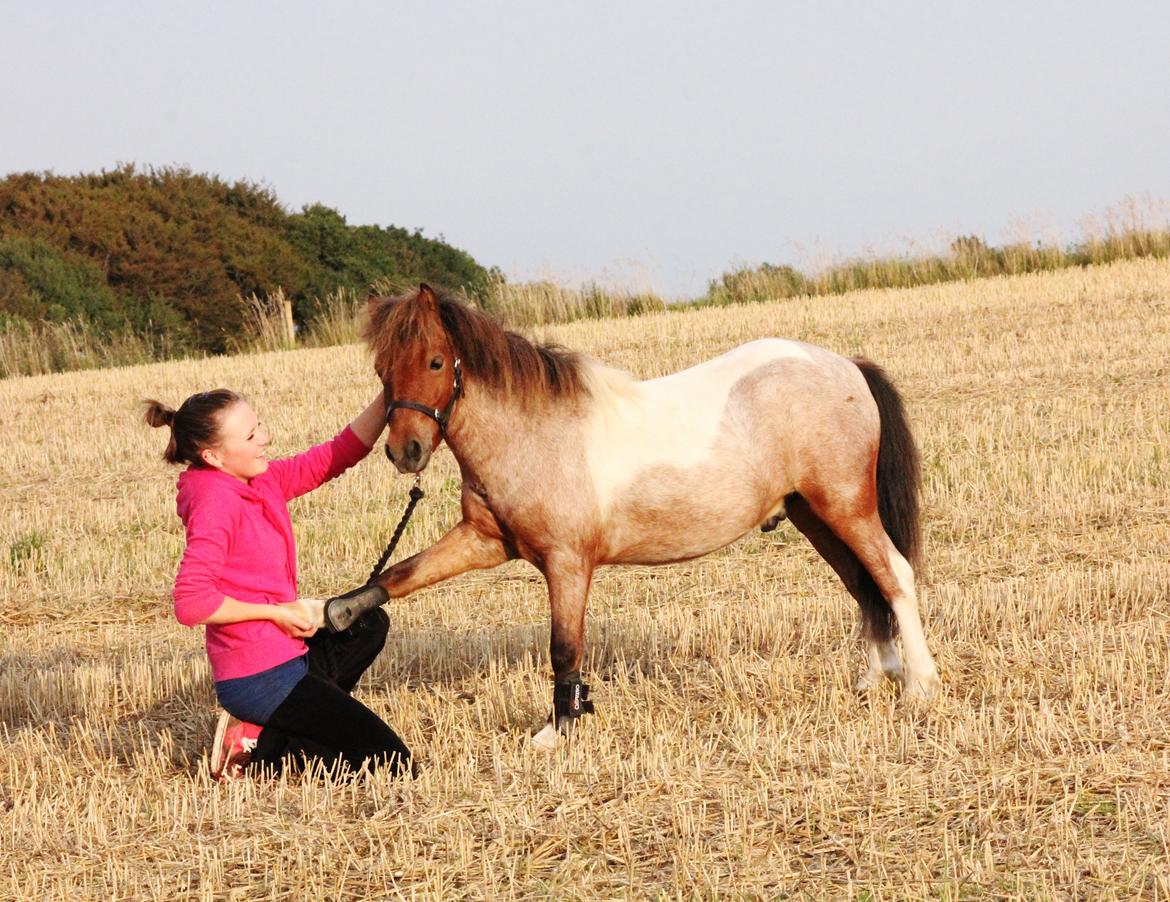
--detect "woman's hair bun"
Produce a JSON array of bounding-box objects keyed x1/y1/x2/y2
[
  {"x1": 142, "y1": 389, "x2": 240, "y2": 466},
  {"x1": 142, "y1": 400, "x2": 176, "y2": 429}
]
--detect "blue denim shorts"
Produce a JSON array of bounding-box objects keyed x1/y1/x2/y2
[{"x1": 215, "y1": 654, "x2": 309, "y2": 724}]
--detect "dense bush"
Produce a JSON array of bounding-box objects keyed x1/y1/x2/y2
[
  {"x1": 0, "y1": 236, "x2": 124, "y2": 327},
  {"x1": 286, "y1": 204, "x2": 493, "y2": 317},
  {"x1": 0, "y1": 166, "x2": 493, "y2": 355}
]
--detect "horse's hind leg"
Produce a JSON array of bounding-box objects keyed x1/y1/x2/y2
[
  {"x1": 785, "y1": 494, "x2": 904, "y2": 691},
  {"x1": 810, "y1": 498, "x2": 940, "y2": 701}
]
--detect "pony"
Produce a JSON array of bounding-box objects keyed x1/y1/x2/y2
[{"x1": 319, "y1": 284, "x2": 940, "y2": 748}]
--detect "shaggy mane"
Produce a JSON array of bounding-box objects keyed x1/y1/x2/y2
[{"x1": 364, "y1": 289, "x2": 590, "y2": 403}]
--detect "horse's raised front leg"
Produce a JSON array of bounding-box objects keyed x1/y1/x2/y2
[
  {"x1": 532, "y1": 558, "x2": 594, "y2": 751},
  {"x1": 323, "y1": 521, "x2": 508, "y2": 632}
]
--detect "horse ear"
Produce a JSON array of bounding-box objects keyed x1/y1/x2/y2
[{"x1": 417, "y1": 283, "x2": 439, "y2": 316}]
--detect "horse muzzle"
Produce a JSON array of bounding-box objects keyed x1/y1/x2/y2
[{"x1": 385, "y1": 439, "x2": 431, "y2": 473}]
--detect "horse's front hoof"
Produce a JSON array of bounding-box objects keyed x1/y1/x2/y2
[
  {"x1": 323, "y1": 584, "x2": 389, "y2": 633},
  {"x1": 531, "y1": 722, "x2": 558, "y2": 751},
  {"x1": 323, "y1": 596, "x2": 361, "y2": 633},
  {"x1": 852, "y1": 669, "x2": 884, "y2": 693}
]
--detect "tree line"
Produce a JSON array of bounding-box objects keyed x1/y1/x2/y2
[{"x1": 0, "y1": 165, "x2": 494, "y2": 353}]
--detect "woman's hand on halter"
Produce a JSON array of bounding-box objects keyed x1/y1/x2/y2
[{"x1": 270, "y1": 600, "x2": 321, "y2": 639}]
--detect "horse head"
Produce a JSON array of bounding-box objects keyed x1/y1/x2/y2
[{"x1": 366, "y1": 283, "x2": 462, "y2": 474}]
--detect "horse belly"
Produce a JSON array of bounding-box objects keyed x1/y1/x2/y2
[{"x1": 603, "y1": 476, "x2": 778, "y2": 565}]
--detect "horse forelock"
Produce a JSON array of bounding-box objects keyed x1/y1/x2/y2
[
  {"x1": 363, "y1": 293, "x2": 439, "y2": 376},
  {"x1": 365, "y1": 288, "x2": 591, "y2": 405}
]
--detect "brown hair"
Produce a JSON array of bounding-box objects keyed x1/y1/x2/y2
[
  {"x1": 142, "y1": 389, "x2": 242, "y2": 466},
  {"x1": 365, "y1": 288, "x2": 587, "y2": 405}
]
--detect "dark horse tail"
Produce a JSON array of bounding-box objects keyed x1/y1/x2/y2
[{"x1": 853, "y1": 358, "x2": 922, "y2": 640}]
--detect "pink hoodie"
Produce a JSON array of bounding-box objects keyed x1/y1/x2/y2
[{"x1": 172, "y1": 426, "x2": 371, "y2": 681}]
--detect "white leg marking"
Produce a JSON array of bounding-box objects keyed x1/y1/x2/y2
[{"x1": 888, "y1": 552, "x2": 940, "y2": 701}]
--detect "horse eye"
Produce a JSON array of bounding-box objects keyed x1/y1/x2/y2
[{"x1": 430, "y1": 357, "x2": 444, "y2": 371}]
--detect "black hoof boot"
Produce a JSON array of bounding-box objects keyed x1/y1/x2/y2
[
  {"x1": 532, "y1": 674, "x2": 596, "y2": 748},
  {"x1": 554, "y1": 675, "x2": 595, "y2": 731},
  {"x1": 324, "y1": 584, "x2": 390, "y2": 633}
]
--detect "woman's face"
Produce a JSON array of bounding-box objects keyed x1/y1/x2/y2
[{"x1": 200, "y1": 401, "x2": 270, "y2": 482}]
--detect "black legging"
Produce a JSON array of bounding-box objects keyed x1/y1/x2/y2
[{"x1": 250, "y1": 608, "x2": 412, "y2": 777}]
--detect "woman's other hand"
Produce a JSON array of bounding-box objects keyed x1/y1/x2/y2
[
  {"x1": 294, "y1": 597, "x2": 327, "y2": 630},
  {"x1": 270, "y1": 600, "x2": 320, "y2": 638}
]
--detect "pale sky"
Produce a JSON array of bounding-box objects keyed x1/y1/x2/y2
[{"x1": 3, "y1": 1, "x2": 1168, "y2": 299}]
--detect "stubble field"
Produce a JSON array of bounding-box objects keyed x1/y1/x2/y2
[{"x1": 1, "y1": 259, "x2": 1168, "y2": 899}]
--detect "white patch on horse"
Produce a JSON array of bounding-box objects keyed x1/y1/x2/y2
[{"x1": 582, "y1": 339, "x2": 815, "y2": 515}]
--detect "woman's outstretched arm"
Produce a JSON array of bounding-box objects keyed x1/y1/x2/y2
[{"x1": 267, "y1": 390, "x2": 386, "y2": 500}]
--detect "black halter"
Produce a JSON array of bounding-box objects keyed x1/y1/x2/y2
[{"x1": 384, "y1": 357, "x2": 464, "y2": 437}]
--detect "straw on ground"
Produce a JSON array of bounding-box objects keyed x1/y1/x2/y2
[{"x1": 1, "y1": 259, "x2": 1168, "y2": 899}]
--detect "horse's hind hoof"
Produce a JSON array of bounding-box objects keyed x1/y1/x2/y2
[
  {"x1": 852, "y1": 670, "x2": 884, "y2": 693},
  {"x1": 900, "y1": 672, "x2": 941, "y2": 704}
]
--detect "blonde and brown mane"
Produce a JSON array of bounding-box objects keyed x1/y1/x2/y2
[{"x1": 364, "y1": 289, "x2": 589, "y2": 403}]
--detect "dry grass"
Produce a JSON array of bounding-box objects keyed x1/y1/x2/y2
[
  {"x1": 0, "y1": 317, "x2": 172, "y2": 379},
  {"x1": 480, "y1": 276, "x2": 667, "y2": 327},
  {"x1": 238, "y1": 289, "x2": 297, "y2": 354},
  {"x1": 1, "y1": 259, "x2": 1169, "y2": 899}
]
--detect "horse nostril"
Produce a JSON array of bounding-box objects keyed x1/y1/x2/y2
[{"x1": 406, "y1": 439, "x2": 422, "y2": 461}]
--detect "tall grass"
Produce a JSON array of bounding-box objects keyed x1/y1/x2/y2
[
  {"x1": 0, "y1": 317, "x2": 173, "y2": 379},
  {"x1": 4, "y1": 200, "x2": 1169, "y2": 378},
  {"x1": 705, "y1": 201, "x2": 1170, "y2": 305},
  {"x1": 285, "y1": 279, "x2": 668, "y2": 349},
  {"x1": 478, "y1": 276, "x2": 667, "y2": 326},
  {"x1": 301, "y1": 287, "x2": 366, "y2": 348},
  {"x1": 235, "y1": 288, "x2": 296, "y2": 353},
  {"x1": 0, "y1": 279, "x2": 665, "y2": 379}
]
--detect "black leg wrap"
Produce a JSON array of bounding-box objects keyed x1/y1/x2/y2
[
  {"x1": 324, "y1": 584, "x2": 390, "y2": 634},
  {"x1": 553, "y1": 677, "x2": 595, "y2": 721}
]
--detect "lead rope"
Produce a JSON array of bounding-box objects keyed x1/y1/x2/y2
[{"x1": 367, "y1": 474, "x2": 424, "y2": 584}]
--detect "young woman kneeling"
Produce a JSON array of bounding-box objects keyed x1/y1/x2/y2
[{"x1": 145, "y1": 388, "x2": 410, "y2": 781}]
